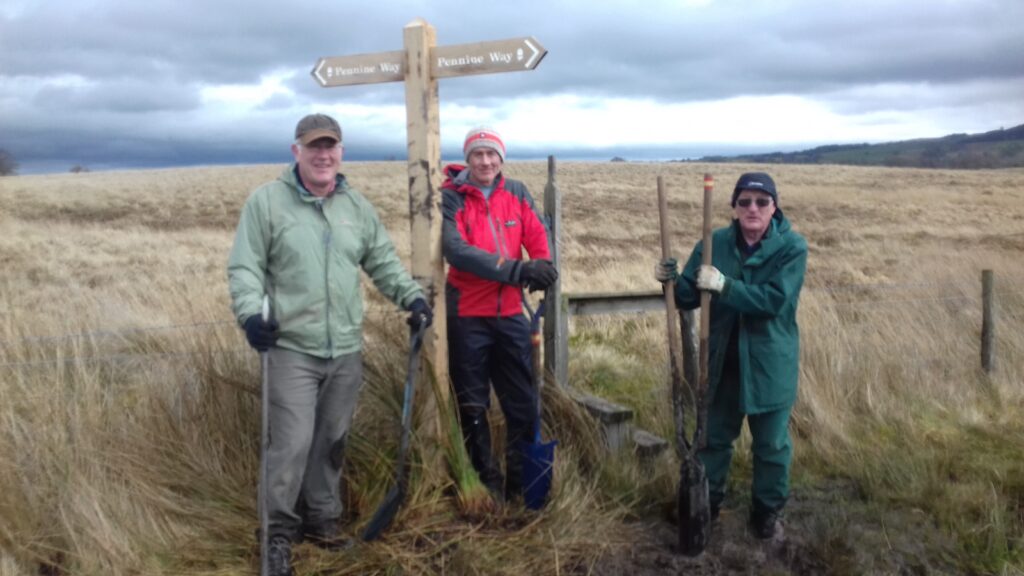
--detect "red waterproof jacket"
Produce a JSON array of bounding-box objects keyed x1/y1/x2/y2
[{"x1": 441, "y1": 165, "x2": 551, "y2": 317}]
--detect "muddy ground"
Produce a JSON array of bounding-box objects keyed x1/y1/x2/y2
[{"x1": 588, "y1": 481, "x2": 961, "y2": 575}]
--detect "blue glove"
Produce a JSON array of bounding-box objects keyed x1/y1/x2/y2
[
  {"x1": 406, "y1": 298, "x2": 433, "y2": 331},
  {"x1": 243, "y1": 314, "x2": 279, "y2": 351}
]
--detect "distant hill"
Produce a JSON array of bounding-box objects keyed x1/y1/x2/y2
[{"x1": 696, "y1": 123, "x2": 1024, "y2": 169}]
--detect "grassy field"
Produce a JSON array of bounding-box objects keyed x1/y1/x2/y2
[{"x1": 1, "y1": 161, "x2": 1023, "y2": 575}]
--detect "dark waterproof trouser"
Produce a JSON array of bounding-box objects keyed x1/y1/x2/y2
[
  {"x1": 447, "y1": 314, "x2": 539, "y2": 499},
  {"x1": 697, "y1": 357, "x2": 793, "y2": 516}
]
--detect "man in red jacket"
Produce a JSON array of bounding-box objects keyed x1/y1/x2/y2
[{"x1": 441, "y1": 127, "x2": 557, "y2": 502}]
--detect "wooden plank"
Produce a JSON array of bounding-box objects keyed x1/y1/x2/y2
[
  {"x1": 632, "y1": 427, "x2": 670, "y2": 460},
  {"x1": 311, "y1": 51, "x2": 405, "y2": 87},
  {"x1": 543, "y1": 156, "x2": 568, "y2": 389},
  {"x1": 404, "y1": 18, "x2": 448, "y2": 407},
  {"x1": 573, "y1": 392, "x2": 634, "y2": 424},
  {"x1": 432, "y1": 37, "x2": 546, "y2": 79},
  {"x1": 573, "y1": 392, "x2": 633, "y2": 451},
  {"x1": 566, "y1": 291, "x2": 664, "y2": 316}
]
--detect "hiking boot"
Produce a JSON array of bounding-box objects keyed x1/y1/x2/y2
[
  {"x1": 749, "y1": 510, "x2": 782, "y2": 540},
  {"x1": 266, "y1": 535, "x2": 293, "y2": 576}
]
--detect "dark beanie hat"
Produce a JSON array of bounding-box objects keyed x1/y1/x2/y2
[{"x1": 731, "y1": 172, "x2": 778, "y2": 207}]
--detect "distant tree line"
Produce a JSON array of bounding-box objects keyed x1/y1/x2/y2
[{"x1": 694, "y1": 123, "x2": 1024, "y2": 169}]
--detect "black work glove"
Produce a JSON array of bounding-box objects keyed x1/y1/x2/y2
[
  {"x1": 406, "y1": 298, "x2": 433, "y2": 331},
  {"x1": 243, "y1": 314, "x2": 279, "y2": 352},
  {"x1": 519, "y1": 259, "x2": 558, "y2": 292},
  {"x1": 654, "y1": 258, "x2": 679, "y2": 284}
]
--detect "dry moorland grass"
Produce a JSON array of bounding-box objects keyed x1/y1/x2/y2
[{"x1": 1, "y1": 161, "x2": 1023, "y2": 575}]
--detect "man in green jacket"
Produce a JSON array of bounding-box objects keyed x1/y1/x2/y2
[
  {"x1": 656, "y1": 172, "x2": 807, "y2": 540},
  {"x1": 228, "y1": 113, "x2": 431, "y2": 575}
]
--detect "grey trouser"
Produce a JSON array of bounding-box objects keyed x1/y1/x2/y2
[{"x1": 265, "y1": 347, "x2": 363, "y2": 540}]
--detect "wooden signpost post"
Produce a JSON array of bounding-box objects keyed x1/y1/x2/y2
[{"x1": 311, "y1": 18, "x2": 547, "y2": 391}]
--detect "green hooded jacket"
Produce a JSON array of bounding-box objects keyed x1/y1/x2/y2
[
  {"x1": 675, "y1": 209, "x2": 807, "y2": 413},
  {"x1": 227, "y1": 165, "x2": 423, "y2": 359}
]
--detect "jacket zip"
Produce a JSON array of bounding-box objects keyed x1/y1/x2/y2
[
  {"x1": 482, "y1": 192, "x2": 506, "y2": 317},
  {"x1": 316, "y1": 198, "x2": 333, "y2": 355}
]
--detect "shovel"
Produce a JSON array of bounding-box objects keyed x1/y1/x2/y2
[
  {"x1": 521, "y1": 297, "x2": 557, "y2": 510},
  {"x1": 361, "y1": 319, "x2": 427, "y2": 541},
  {"x1": 658, "y1": 175, "x2": 713, "y2": 556}
]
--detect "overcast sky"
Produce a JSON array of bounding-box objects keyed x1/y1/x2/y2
[{"x1": 2, "y1": 0, "x2": 1023, "y2": 173}]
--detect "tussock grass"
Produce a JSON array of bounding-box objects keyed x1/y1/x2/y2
[{"x1": 2, "y1": 162, "x2": 1023, "y2": 573}]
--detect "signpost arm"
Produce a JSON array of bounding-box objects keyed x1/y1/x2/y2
[{"x1": 403, "y1": 18, "x2": 448, "y2": 412}]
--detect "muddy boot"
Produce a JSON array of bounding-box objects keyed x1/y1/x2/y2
[
  {"x1": 749, "y1": 508, "x2": 783, "y2": 540},
  {"x1": 709, "y1": 493, "x2": 723, "y2": 526},
  {"x1": 267, "y1": 535, "x2": 293, "y2": 576}
]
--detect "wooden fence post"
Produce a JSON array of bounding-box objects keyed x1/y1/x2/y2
[
  {"x1": 543, "y1": 155, "x2": 569, "y2": 388},
  {"x1": 981, "y1": 269, "x2": 995, "y2": 374}
]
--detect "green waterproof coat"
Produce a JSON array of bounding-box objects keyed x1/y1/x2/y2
[
  {"x1": 675, "y1": 209, "x2": 807, "y2": 413},
  {"x1": 228, "y1": 165, "x2": 423, "y2": 359}
]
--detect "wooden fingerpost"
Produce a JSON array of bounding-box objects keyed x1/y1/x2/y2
[
  {"x1": 310, "y1": 19, "x2": 548, "y2": 399},
  {"x1": 543, "y1": 156, "x2": 568, "y2": 389},
  {"x1": 403, "y1": 20, "x2": 447, "y2": 408},
  {"x1": 981, "y1": 269, "x2": 995, "y2": 374}
]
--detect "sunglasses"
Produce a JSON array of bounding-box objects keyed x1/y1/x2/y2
[{"x1": 737, "y1": 197, "x2": 773, "y2": 208}]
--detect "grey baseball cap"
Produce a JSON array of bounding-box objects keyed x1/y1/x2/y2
[{"x1": 295, "y1": 113, "x2": 342, "y2": 145}]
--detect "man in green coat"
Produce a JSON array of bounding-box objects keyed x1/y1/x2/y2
[
  {"x1": 228, "y1": 114, "x2": 431, "y2": 575},
  {"x1": 656, "y1": 172, "x2": 807, "y2": 540}
]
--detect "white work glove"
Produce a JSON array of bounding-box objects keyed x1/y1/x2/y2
[
  {"x1": 654, "y1": 258, "x2": 678, "y2": 284},
  {"x1": 696, "y1": 265, "x2": 726, "y2": 293}
]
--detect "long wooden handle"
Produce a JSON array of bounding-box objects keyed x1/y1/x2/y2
[
  {"x1": 658, "y1": 176, "x2": 687, "y2": 457},
  {"x1": 696, "y1": 174, "x2": 714, "y2": 451},
  {"x1": 259, "y1": 295, "x2": 270, "y2": 576}
]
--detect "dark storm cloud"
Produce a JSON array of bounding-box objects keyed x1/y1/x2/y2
[
  {"x1": 32, "y1": 79, "x2": 200, "y2": 113},
  {"x1": 2, "y1": 0, "x2": 1023, "y2": 172}
]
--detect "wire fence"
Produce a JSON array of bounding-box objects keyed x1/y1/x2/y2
[
  {"x1": 0, "y1": 307, "x2": 410, "y2": 370},
  {"x1": 0, "y1": 279, "x2": 1019, "y2": 371}
]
